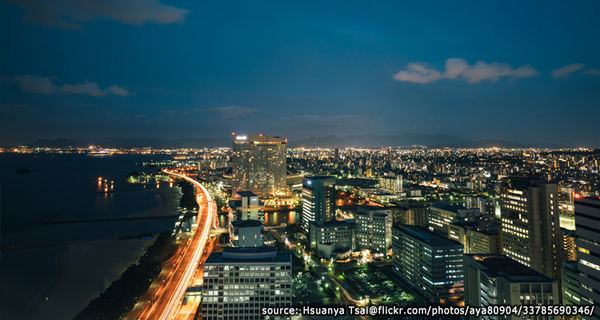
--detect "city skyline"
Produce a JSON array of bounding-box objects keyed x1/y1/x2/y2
[{"x1": 2, "y1": 1, "x2": 600, "y2": 146}]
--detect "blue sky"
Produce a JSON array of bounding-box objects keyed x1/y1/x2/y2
[{"x1": 1, "y1": 0, "x2": 600, "y2": 146}]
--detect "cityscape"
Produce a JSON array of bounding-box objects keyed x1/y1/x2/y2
[{"x1": 2, "y1": 1, "x2": 600, "y2": 320}]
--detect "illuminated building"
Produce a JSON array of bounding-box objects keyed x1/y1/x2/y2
[
  {"x1": 464, "y1": 254, "x2": 558, "y2": 319},
  {"x1": 428, "y1": 203, "x2": 480, "y2": 236},
  {"x1": 560, "y1": 228, "x2": 577, "y2": 262},
  {"x1": 355, "y1": 206, "x2": 392, "y2": 257},
  {"x1": 561, "y1": 261, "x2": 580, "y2": 305},
  {"x1": 228, "y1": 191, "x2": 264, "y2": 222},
  {"x1": 301, "y1": 176, "x2": 336, "y2": 233},
  {"x1": 500, "y1": 179, "x2": 561, "y2": 281},
  {"x1": 392, "y1": 225, "x2": 464, "y2": 304},
  {"x1": 309, "y1": 220, "x2": 355, "y2": 258},
  {"x1": 231, "y1": 134, "x2": 287, "y2": 197},
  {"x1": 378, "y1": 175, "x2": 402, "y2": 193},
  {"x1": 574, "y1": 197, "x2": 600, "y2": 320},
  {"x1": 397, "y1": 204, "x2": 429, "y2": 227},
  {"x1": 448, "y1": 221, "x2": 501, "y2": 254},
  {"x1": 229, "y1": 220, "x2": 263, "y2": 247},
  {"x1": 202, "y1": 247, "x2": 292, "y2": 320}
]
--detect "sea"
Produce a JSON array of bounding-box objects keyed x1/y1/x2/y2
[
  {"x1": 0, "y1": 153, "x2": 303, "y2": 320},
  {"x1": 0, "y1": 153, "x2": 177, "y2": 320}
]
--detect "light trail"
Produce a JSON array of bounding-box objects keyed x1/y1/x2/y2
[{"x1": 147, "y1": 170, "x2": 215, "y2": 320}]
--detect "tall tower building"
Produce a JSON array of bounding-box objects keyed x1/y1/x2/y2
[
  {"x1": 501, "y1": 179, "x2": 561, "y2": 281},
  {"x1": 301, "y1": 176, "x2": 336, "y2": 233},
  {"x1": 355, "y1": 206, "x2": 392, "y2": 256},
  {"x1": 202, "y1": 247, "x2": 292, "y2": 320},
  {"x1": 231, "y1": 133, "x2": 287, "y2": 197},
  {"x1": 574, "y1": 197, "x2": 600, "y2": 319}
]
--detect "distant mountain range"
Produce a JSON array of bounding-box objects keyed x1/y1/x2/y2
[{"x1": 23, "y1": 134, "x2": 573, "y2": 149}]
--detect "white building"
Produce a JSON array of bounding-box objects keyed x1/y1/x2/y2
[
  {"x1": 229, "y1": 219, "x2": 263, "y2": 247},
  {"x1": 355, "y1": 206, "x2": 392, "y2": 257},
  {"x1": 202, "y1": 247, "x2": 292, "y2": 320}
]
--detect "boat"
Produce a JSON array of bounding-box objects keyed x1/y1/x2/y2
[{"x1": 87, "y1": 150, "x2": 113, "y2": 157}]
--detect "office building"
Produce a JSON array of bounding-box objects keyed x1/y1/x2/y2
[
  {"x1": 355, "y1": 206, "x2": 392, "y2": 256},
  {"x1": 448, "y1": 221, "x2": 501, "y2": 254},
  {"x1": 574, "y1": 197, "x2": 600, "y2": 320},
  {"x1": 229, "y1": 220, "x2": 263, "y2": 247},
  {"x1": 464, "y1": 254, "x2": 558, "y2": 319},
  {"x1": 309, "y1": 220, "x2": 355, "y2": 259},
  {"x1": 231, "y1": 134, "x2": 287, "y2": 197},
  {"x1": 428, "y1": 203, "x2": 481, "y2": 236},
  {"x1": 561, "y1": 260, "x2": 580, "y2": 306},
  {"x1": 378, "y1": 175, "x2": 402, "y2": 193},
  {"x1": 301, "y1": 176, "x2": 336, "y2": 233},
  {"x1": 392, "y1": 225, "x2": 464, "y2": 304},
  {"x1": 202, "y1": 247, "x2": 292, "y2": 320},
  {"x1": 397, "y1": 204, "x2": 429, "y2": 227},
  {"x1": 228, "y1": 191, "x2": 264, "y2": 222},
  {"x1": 560, "y1": 228, "x2": 578, "y2": 262},
  {"x1": 501, "y1": 179, "x2": 561, "y2": 281}
]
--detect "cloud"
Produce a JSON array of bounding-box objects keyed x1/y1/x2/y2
[
  {"x1": 208, "y1": 106, "x2": 259, "y2": 119},
  {"x1": 107, "y1": 85, "x2": 131, "y2": 96},
  {"x1": 13, "y1": 75, "x2": 59, "y2": 94},
  {"x1": 392, "y1": 63, "x2": 443, "y2": 84},
  {"x1": 583, "y1": 68, "x2": 600, "y2": 76},
  {"x1": 12, "y1": 0, "x2": 189, "y2": 30},
  {"x1": 10, "y1": 75, "x2": 130, "y2": 97},
  {"x1": 393, "y1": 58, "x2": 539, "y2": 84},
  {"x1": 552, "y1": 63, "x2": 586, "y2": 78},
  {"x1": 61, "y1": 80, "x2": 105, "y2": 96}
]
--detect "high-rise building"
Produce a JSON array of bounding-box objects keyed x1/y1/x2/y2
[
  {"x1": 301, "y1": 176, "x2": 336, "y2": 233},
  {"x1": 574, "y1": 197, "x2": 600, "y2": 320},
  {"x1": 561, "y1": 260, "x2": 580, "y2": 306},
  {"x1": 229, "y1": 220, "x2": 263, "y2": 247},
  {"x1": 309, "y1": 220, "x2": 355, "y2": 258},
  {"x1": 392, "y1": 225, "x2": 464, "y2": 304},
  {"x1": 231, "y1": 134, "x2": 287, "y2": 197},
  {"x1": 501, "y1": 179, "x2": 561, "y2": 281},
  {"x1": 355, "y1": 206, "x2": 392, "y2": 256},
  {"x1": 228, "y1": 191, "x2": 264, "y2": 222},
  {"x1": 202, "y1": 247, "x2": 292, "y2": 320},
  {"x1": 464, "y1": 254, "x2": 558, "y2": 319},
  {"x1": 560, "y1": 228, "x2": 578, "y2": 262}
]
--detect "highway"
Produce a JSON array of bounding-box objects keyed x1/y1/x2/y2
[{"x1": 132, "y1": 170, "x2": 216, "y2": 320}]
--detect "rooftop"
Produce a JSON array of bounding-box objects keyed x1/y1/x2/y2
[
  {"x1": 231, "y1": 219, "x2": 263, "y2": 228},
  {"x1": 205, "y1": 247, "x2": 291, "y2": 263},
  {"x1": 467, "y1": 254, "x2": 555, "y2": 282},
  {"x1": 395, "y1": 225, "x2": 463, "y2": 248}
]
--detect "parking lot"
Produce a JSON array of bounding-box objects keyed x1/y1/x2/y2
[{"x1": 342, "y1": 266, "x2": 421, "y2": 305}]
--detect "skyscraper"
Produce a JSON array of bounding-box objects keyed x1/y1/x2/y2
[
  {"x1": 355, "y1": 206, "x2": 392, "y2": 257},
  {"x1": 301, "y1": 176, "x2": 336, "y2": 233},
  {"x1": 574, "y1": 197, "x2": 600, "y2": 319},
  {"x1": 202, "y1": 247, "x2": 292, "y2": 320},
  {"x1": 392, "y1": 225, "x2": 464, "y2": 304},
  {"x1": 501, "y1": 179, "x2": 561, "y2": 281},
  {"x1": 231, "y1": 134, "x2": 287, "y2": 197},
  {"x1": 464, "y1": 254, "x2": 558, "y2": 316}
]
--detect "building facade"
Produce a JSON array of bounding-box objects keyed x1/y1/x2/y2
[
  {"x1": 229, "y1": 219, "x2": 263, "y2": 247},
  {"x1": 501, "y1": 179, "x2": 561, "y2": 281},
  {"x1": 464, "y1": 254, "x2": 558, "y2": 320},
  {"x1": 428, "y1": 203, "x2": 481, "y2": 236},
  {"x1": 355, "y1": 206, "x2": 392, "y2": 256},
  {"x1": 231, "y1": 134, "x2": 287, "y2": 197},
  {"x1": 309, "y1": 220, "x2": 355, "y2": 258},
  {"x1": 301, "y1": 176, "x2": 336, "y2": 233},
  {"x1": 202, "y1": 247, "x2": 292, "y2": 320},
  {"x1": 448, "y1": 221, "x2": 501, "y2": 254},
  {"x1": 392, "y1": 225, "x2": 464, "y2": 304},
  {"x1": 574, "y1": 197, "x2": 600, "y2": 320}
]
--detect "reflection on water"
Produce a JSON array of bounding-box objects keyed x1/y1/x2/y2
[{"x1": 218, "y1": 211, "x2": 300, "y2": 227}]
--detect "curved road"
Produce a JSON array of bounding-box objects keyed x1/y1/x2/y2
[{"x1": 135, "y1": 170, "x2": 216, "y2": 320}]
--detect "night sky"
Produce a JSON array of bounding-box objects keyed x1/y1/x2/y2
[{"x1": 1, "y1": 1, "x2": 600, "y2": 146}]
